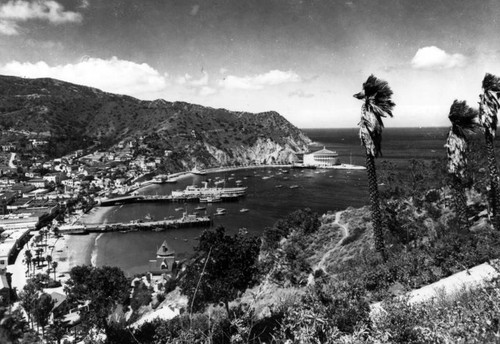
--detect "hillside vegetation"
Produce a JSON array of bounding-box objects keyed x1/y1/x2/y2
[{"x1": 0, "y1": 75, "x2": 310, "y2": 168}]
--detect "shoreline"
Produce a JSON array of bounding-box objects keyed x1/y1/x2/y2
[{"x1": 77, "y1": 206, "x2": 115, "y2": 225}]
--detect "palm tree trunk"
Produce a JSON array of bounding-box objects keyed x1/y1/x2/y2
[
  {"x1": 365, "y1": 154, "x2": 387, "y2": 261},
  {"x1": 485, "y1": 134, "x2": 500, "y2": 230},
  {"x1": 452, "y1": 176, "x2": 469, "y2": 231}
]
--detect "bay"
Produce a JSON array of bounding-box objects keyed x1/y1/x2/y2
[{"x1": 93, "y1": 127, "x2": 449, "y2": 276}]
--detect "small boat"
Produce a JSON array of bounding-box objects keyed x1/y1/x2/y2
[
  {"x1": 290, "y1": 185, "x2": 299, "y2": 189},
  {"x1": 199, "y1": 196, "x2": 222, "y2": 203},
  {"x1": 175, "y1": 207, "x2": 184, "y2": 211},
  {"x1": 216, "y1": 208, "x2": 226, "y2": 213},
  {"x1": 275, "y1": 185, "x2": 283, "y2": 188},
  {"x1": 145, "y1": 213, "x2": 152, "y2": 220},
  {"x1": 191, "y1": 167, "x2": 207, "y2": 175},
  {"x1": 262, "y1": 176, "x2": 272, "y2": 180},
  {"x1": 214, "y1": 210, "x2": 226, "y2": 216},
  {"x1": 239, "y1": 208, "x2": 250, "y2": 213},
  {"x1": 195, "y1": 206, "x2": 206, "y2": 211}
]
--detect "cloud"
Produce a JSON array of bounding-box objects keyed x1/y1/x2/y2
[
  {"x1": 289, "y1": 89, "x2": 314, "y2": 98},
  {"x1": 0, "y1": 0, "x2": 82, "y2": 35},
  {"x1": 79, "y1": 0, "x2": 90, "y2": 9},
  {"x1": 199, "y1": 86, "x2": 216, "y2": 97},
  {"x1": 176, "y1": 71, "x2": 209, "y2": 87},
  {"x1": 0, "y1": 19, "x2": 18, "y2": 35},
  {"x1": 219, "y1": 70, "x2": 301, "y2": 90},
  {"x1": 411, "y1": 46, "x2": 467, "y2": 70},
  {"x1": 0, "y1": 57, "x2": 169, "y2": 98}
]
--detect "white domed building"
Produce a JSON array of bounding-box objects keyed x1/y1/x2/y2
[{"x1": 303, "y1": 147, "x2": 341, "y2": 167}]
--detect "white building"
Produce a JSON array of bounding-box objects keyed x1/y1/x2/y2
[{"x1": 303, "y1": 147, "x2": 341, "y2": 167}]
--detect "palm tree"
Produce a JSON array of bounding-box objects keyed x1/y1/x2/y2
[
  {"x1": 479, "y1": 73, "x2": 500, "y2": 230},
  {"x1": 24, "y1": 250, "x2": 32, "y2": 276},
  {"x1": 445, "y1": 100, "x2": 479, "y2": 231},
  {"x1": 45, "y1": 255, "x2": 52, "y2": 275},
  {"x1": 353, "y1": 75, "x2": 395, "y2": 261},
  {"x1": 51, "y1": 261, "x2": 58, "y2": 282}
]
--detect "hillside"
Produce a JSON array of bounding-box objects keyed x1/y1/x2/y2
[{"x1": 0, "y1": 75, "x2": 310, "y2": 168}]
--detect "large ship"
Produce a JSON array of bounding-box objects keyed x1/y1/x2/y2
[{"x1": 171, "y1": 182, "x2": 247, "y2": 200}]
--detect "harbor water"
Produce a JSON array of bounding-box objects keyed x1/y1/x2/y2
[{"x1": 92, "y1": 127, "x2": 450, "y2": 275}]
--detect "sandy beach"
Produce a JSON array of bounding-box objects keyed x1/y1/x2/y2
[{"x1": 77, "y1": 206, "x2": 114, "y2": 225}]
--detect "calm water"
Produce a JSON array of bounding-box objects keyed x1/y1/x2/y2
[{"x1": 94, "y1": 127, "x2": 450, "y2": 275}]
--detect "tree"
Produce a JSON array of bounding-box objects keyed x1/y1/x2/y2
[
  {"x1": 479, "y1": 73, "x2": 500, "y2": 229},
  {"x1": 45, "y1": 255, "x2": 52, "y2": 274},
  {"x1": 179, "y1": 226, "x2": 260, "y2": 315},
  {"x1": 0, "y1": 307, "x2": 29, "y2": 344},
  {"x1": 353, "y1": 75, "x2": 395, "y2": 261},
  {"x1": 46, "y1": 318, "x2": 66, "y2": 344},
  {"x1": 445, "y1": 100, "x2": 479, "y2": 231},
  {"x1": 25, "y1": 250, "x2": 32, "y2": 276},
  {"x1": 19, "y1": 281, "x2": 37, "y2": 329},
  {"x1": 65, "y1": 266, "x2": 129, "y2": 336},
  {"x1": 52, "y1": 261, "x2": 58, "y2": 282},
  {"x1": 33, "y1": 293, "x2": 54, "y2": 339}
]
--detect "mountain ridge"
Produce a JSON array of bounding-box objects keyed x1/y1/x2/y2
[{"x1": 0, "y1": 75, "x2": 311, "y2": 170}]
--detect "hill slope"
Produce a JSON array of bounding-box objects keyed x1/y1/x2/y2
[{"x1": 0, "y1": 75, "x2": 310, "y2": 168}]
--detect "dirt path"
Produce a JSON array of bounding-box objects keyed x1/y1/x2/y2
[
  {"x1": 315, "y1": 211, "x2": 348, "y2": 272},
  {"x1": 8, "y1": 152, "x2": 16, "y2": 168}
]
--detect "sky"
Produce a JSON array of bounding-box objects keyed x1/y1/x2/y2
[{"x1": 0, "y1": 0, "x2": 499, "y2": 128}]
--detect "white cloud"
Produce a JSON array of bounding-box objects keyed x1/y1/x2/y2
[
  {"x1": 199, "y1": 86, "x2": 216, "y2": 97},
  {"x1": 219, "y1": 70, "x2": 301, "y2": 90},
  {"x1": 0, "y1": 19, "x2": 18, "y2": 35},
  {"x1": 0, "y1": 57, "x2": 169, "y2": 99},
  {"x1": 79, "y1": 0, "x2": 90, "y2": 9},
  {"x1": 176, "y1": 71, "x2": 209, "y2": 87},
  {"x1": 0, "y1": 0, "x2": 82, "y2": 35},
  {"x1": 411, "y1": 46, "x2": 467, "y2": 70}
]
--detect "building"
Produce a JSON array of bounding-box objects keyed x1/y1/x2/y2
[
  {"x1": 303, "y1": 147, "x2": 341, "y2": 167},
  {"x1": 0, "y1": 227, "x2": 32, "y2": 269},
  {"x1": 149, "y1": 240, "x2": 176, "y2": 275}
]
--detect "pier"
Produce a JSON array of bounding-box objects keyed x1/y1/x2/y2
[
  {"x1": 59, "y1": 214, "x2": 212, "y2": 234},
  {"x1": 99, "y1": 183, "x2": 247, "y2": 206}
]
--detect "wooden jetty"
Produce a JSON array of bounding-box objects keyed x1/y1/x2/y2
[{"x1": 59, "y1": 213, "x2": 211, "y2": 234}]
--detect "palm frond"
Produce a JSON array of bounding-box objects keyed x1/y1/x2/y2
[
  {"x1": 480, "y1": 73, "x2": 500, "y2": 137},
  {"x1": 354, "y1": 75, "x2": 395, "y2": 157},
  {"x1": 445, "y1": 128, "x2": 467, "y2": 179},
  {"x1": 448, "y1": 99, "x2": 479, "y2": 138}
]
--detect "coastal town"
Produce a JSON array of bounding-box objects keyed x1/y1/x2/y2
[{"x1": 0, "y1": 128, "x2": 366, "y2": 336}]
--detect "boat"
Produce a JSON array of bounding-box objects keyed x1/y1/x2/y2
[
  {"x1": 191, "y1": 167, "x2": 207, "y2": 175},
  {"x1": 289, "y1": 185, "x2": 299, "y2": 189},
  {"x1": 216, "y1": 207, "x2": 226, "y2": 213},
  {"x1": 175, "y1": 207, "x2": 184, "y2": 211},
  {"x1": 239, "y1": 208, "x2": 250, "y2": 213},
  {"x1": 275, "y1": 185, "x2": 283, "y2": 188},
  {"x1": 171, "y1": 182, "x2": 247, "y2": 199},
  {"x1": 199, "y1": 196, "x2": 222, "y2": 203},
  {"x1": 195, "y1": 206, "x2": 206, "y2": 211},
  {"x1": 214, "y1": 209, "x2": 226, "y2": 216},
  {"x1": 144, "y1": 213, "x2": 152, "y2": 220},
  {"x1": 292, "y1": 163, "x2": 317, "y2": 170}
]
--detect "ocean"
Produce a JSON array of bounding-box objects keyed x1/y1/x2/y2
[{"x1": 92, "y1": 127, "x2": 450, "y2": 276}]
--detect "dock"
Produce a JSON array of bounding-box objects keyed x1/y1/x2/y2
[
  {"x1": 99, "y1": 183, "x2": 247, "y2": 206},
  {"x1": 59, "y1": 214, "x2": 211, "y2": 234}
]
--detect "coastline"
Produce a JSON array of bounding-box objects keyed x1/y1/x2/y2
[{"x1": 77, "y1": 206, "x2": 114, "y2": 225}]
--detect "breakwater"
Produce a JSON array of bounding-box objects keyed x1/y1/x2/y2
[{"x1": 60, "y1": 215, "x2": 212, "y2": 234}]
